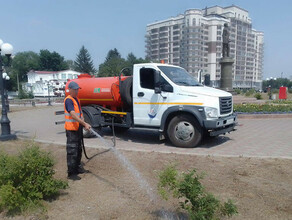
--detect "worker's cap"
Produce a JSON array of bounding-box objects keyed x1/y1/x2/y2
[{"x1": 68, "y1": 81, "x2": 81, "y2": 90}]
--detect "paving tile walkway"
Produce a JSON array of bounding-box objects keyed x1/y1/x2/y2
[{"x1": 7, "y1": 105, "x2": 292, "y2": 159}]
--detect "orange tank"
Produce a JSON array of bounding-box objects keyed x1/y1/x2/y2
[{"x1": 65, "y1": 74, "x2": 130, "y2": 111}]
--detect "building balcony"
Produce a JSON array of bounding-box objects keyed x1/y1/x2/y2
[
  {"x1": 150, "y1": 33, "x2": 159, "y2": 37},
  {"x1": 159, "y1": 29, "x2": 169, "y2": 33},
  {"x1": 159, "y1": 37, "x2": 169, "y2": 41}
]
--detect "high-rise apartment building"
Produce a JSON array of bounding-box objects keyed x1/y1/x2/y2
[{"x1": 145, "y1": 5, "x2": 264, "y2": 89}]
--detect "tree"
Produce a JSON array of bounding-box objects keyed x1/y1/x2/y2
[
  {"x1": 74, "y1": 46, "x2": 96, "y2": 74},
  {"x1": 98, "y1": 48, "x2": 127, "y2": 77},
  {"x1": 98, "y1": 49, "x2": 151, "y2": 77},
  {"x1": 126, "y1": 52, "x2": 150, "y2": 65},
  {"x1": 65, "y1": 60, "x2": 76, "y2": 70},
  {"x1": 98, "y1": 58, "x2": 126, "y2": 77},
  {"x1": 124, "y1": 52, "x2": 151, "y2": 75},
  {"x1": 126, "y1": 53, "x2": 137, "y2": 67},
  {"x1": 262, "y1": 78, "x2": 292, "y2": 91},
  {"x1": 105, "y1": 48, "x2": 121, "y2": 62},
  {"x1": 9, "y1": 51, "x2": 40, "y2": 91},
  {"x1": 39, "y1": 49, "x2": 68, "y2": 71}
]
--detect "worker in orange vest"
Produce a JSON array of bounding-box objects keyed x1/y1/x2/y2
[{"x1": 64, "y1": 81, "x2": 91, "y2": 180}]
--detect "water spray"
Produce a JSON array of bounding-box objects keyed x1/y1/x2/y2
[
  {"x1": 87, "y1": 128, "x2": 156, "y2": 202},
  {"x1": 83, "y1": 128, "x2": 172, "y2": 219}
]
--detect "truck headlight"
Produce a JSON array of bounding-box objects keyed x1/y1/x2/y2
[{"x1": 205, "y1": 107, "x2": 218, "y2": 119}]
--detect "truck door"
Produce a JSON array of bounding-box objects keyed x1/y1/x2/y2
[{"x1": 133, "y1": 67, "x2": 169, "y2": 126}]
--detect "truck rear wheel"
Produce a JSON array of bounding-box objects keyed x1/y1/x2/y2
[
  {"x1": 120, "y1": 77, "x2": 133, "y2": 110},
  {"x1": 82, "y1": 109, "x2": 101, "y2": 138},
  {"x1": 167, "y1": 114, "x2": 202, "y2": 148},
  {"x1": 83, "y1": 111, "x2": 93, "y2": 138}
]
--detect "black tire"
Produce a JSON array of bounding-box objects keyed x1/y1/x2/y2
[
  {"x1": 82, "y1": 110, "x2": 101, "y2": 138},
  {"x1": 82, "y1": 111, "x2": 93, "y2": 138},
  {"x1": 120, "y1": 77, "x2": 133, "y2": 109},
  {"x1": 167, "y1": 114, "x2": 202, "y2": 148}
]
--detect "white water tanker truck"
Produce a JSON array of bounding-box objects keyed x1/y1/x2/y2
[{"x1": 64, "y1": 63, "x2": 237, "y2": 148}]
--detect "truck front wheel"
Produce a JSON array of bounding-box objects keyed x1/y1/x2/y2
[{"x1": 167, "y1": 114, "x2": 202, "y2": 148}]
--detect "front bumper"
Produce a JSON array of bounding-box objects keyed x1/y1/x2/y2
[{"x1": 203, "y1": 114, "x2": 237, "y2": 136}]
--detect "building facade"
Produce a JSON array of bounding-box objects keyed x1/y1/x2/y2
[
  {"x1": 145, "y1": 5, "x2": 264, "y2": 89},
  {"x1": 25, "y1": 70, "x2": 81, "y2": 97}
]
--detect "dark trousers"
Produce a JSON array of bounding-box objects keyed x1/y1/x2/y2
[{"x1": 66, "y1": 126, "x2": 82, "y2": 175}]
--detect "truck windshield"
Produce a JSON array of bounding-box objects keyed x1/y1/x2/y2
[{"x1": 158, "y1": 66, "x2": 201, "y2": 86}]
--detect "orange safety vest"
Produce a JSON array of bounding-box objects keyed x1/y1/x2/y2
[{"x1": 64, "y1": 95, "x2": 83, "y2": 131}]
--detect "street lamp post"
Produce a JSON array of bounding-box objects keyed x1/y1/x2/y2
[
  {"x1": 47, "y1": 82, "x2": 52, "y2": 106},
  {"x1": 3, "y1": 72, "x2": 10, "y2": 112},
  {"x1": 0, "y1": 39, "x2": 16, "y2": 140}
]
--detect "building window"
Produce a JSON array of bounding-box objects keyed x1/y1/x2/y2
[{"x1": 61, "y1": 74, "x2": 66, "y2": 79}]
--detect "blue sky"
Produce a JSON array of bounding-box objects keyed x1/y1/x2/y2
[{"x1": 0, "y1": 0, "x2": 291, "y2": 79}]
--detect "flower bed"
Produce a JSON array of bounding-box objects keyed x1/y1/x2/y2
[{"x1": 234, "y1": 103, "x2": 292, "y2": 114}]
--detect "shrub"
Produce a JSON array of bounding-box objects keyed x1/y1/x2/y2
[
  {"x1": 17, "y1": 88, "x2": 29, "y2": 99},
  {"x1": 234, "y1": 89, "x2": 241, "y2": 95},
  {"x1": 254, "y1": 93, "x2": 262, "y2": 100},
  {"x1": 234, "y1": 103, "x2": 292, "y2": 113},
  {"x1": 244, "y1": 89, "x2": 256, "y2": 97},
  {"x1": 17, "y1": 88, "x2": 34, "y2": 99},
  {"x1": 28, "y1": 91, "x2": 34, "y2": 99},
  {"x1": 158, "y1": 164, "x2": 238, "y2": 219},
  {"x1": 272, "y1": 100, "x2": 292, "y2": 104},
  {"x1": 0, "y1": 143, "x2": 68, "y2": 215}
]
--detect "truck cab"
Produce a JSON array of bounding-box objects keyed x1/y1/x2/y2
[{"x1": 132, "y1": 63, "x2": 236, "y2": 147}]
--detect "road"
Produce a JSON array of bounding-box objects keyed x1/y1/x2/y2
[{"x1": 7, "y1": 104, "x2": 292, "y2": 159}]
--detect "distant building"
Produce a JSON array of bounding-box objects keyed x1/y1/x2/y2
[
  {"x1": 145, "y1": 5, "x2": 264, "y2": 90},
  {"x1": 24, "y1": 70, "x2": 82, "y2": 97}
]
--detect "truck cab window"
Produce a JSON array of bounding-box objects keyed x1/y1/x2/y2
[
  {"x1": 158, "y1": 65, "x2": 201, "y2": 86},
  {"x1": 140, "y1": 68, "x2": 155, "y2": 89},
  {"x1": 160, "y1": 76, "x2": 173, "y2": 92}
]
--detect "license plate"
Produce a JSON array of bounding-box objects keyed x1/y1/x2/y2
[{"x1": 226, "y1": 118, "x2": 234, "y2": 125}]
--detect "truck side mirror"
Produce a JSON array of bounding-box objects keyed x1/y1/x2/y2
[
  {"x1": 155, "y1": 87, "x2": 161, "y2": 94},
  {"x1": 154, "y1": 70, "x2": 161, "y2": 94},
  {"x1": 162, "y1": 84, "x2": 173, "y2": 93}
]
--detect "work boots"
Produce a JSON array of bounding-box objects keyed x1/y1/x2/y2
[
  {"x1": 67, "y1": 174, "x2": 81, "y2": 181},
  {"x1": 77, "y1": 164, "x2": 89, "y2": 174}
]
